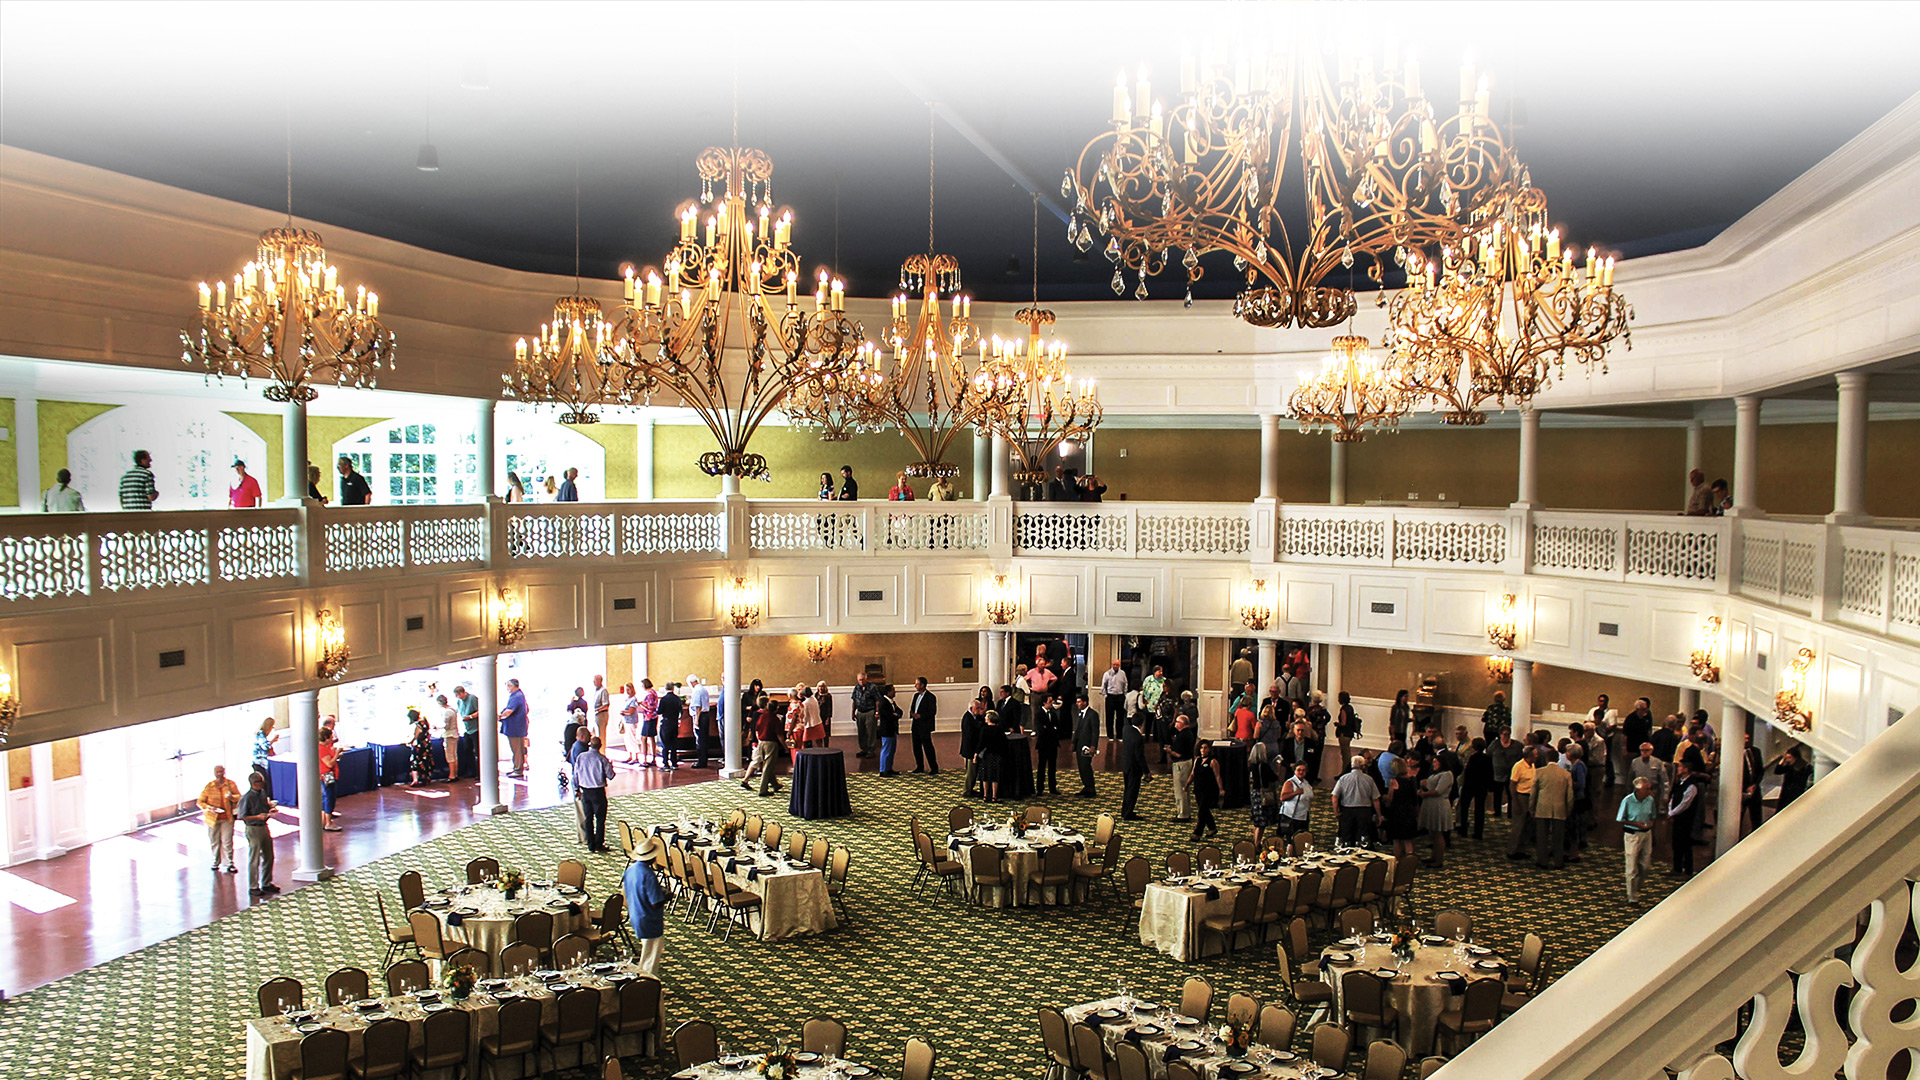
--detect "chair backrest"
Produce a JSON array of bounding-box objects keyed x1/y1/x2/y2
[
  {"x1": 1434, "y1": 909, "x2": 1472, "y2": 941},
  {"x1": 384, "y1": 960, "x2": 428, "y2": 997},
  {"x1": 499, "y1": 942, "x2": 540, "y2": 978},
  {"x1": 397, "y1": 870, "x2": 425, "y2": 911},
  {"x1": 1344, "y1": 971, "x2": 1386, "y2": 1019},
  {"x1": 1041, "y1": 843, "x2": 1075, "y2": 881},
  {"x1": 1289, "y1": 833, "x2": 1309, "y2": 857},
  {"x1": 614, "y1": 976, "x2": 662, "y2": 1032},
  {"x1": 787, "y1": 829, "x2": 809, "y2": 861},
  {"x1": 1122, "y1": 855, "x2": 1151, "y2": 901},
  {"x1": 1165, "y1": 1061, "x2": 1201, "y2": 1080},
  {"x1": 419, "y1": 1006, "x2": 471, "y2": 1065},
  {"x1": 493, "y1": 997, "x2": 543, "y2": 1055},
  {"x1": 667, "y1": 843, "x2": 688, "y2": 886},
  {"x1": 1363, "y1": 1038, "x2": 1408, "y2": 1080},
  {"x1": 445, "y1": 947, "x2": 491, "y2": 978},
  {"x1": 744, "y1": 814, "x2": 764, "y2": 843},
  {"x1": 1231, "y1": 840, "x2": 1258, "y2": 862},
  {"x1": 618, "y1": 820, "x2": 639, "y2": 858},
  {"x1": 1226, "y1": 991, "x2": 1260, "y2": 1031},
  {"x1": 829, "y1": 846, "x2": 852, "y2": 888},
  {"x1": 902, "y1": 1037, "x2": 935, "y2": 1080},
  {"x1": 376, "y1": 892, "x2": 404, "y2": 942},
  {"x1": 1341, "y1": 907, "x2": 1377, "y2": 937},
  {"x1": 1071, "y1": 1023, "x2": 1108, "y2": 1073},
  {"x1": 1180, "y1": 975, "x2": 1213, "y2": 1022},
  {"x1": 1166, "y1": 851, "x2": 1192, "y2": 877},
  {"x1": 512, "y1": 909, "x2": 554, "y2": 951},
  {"x1": 1286, "y1": 918, "x2": 1313, "y2": 973},
  {"x1": 674, "y1": 1019, "x2": 718, "y2": 1070},
  {"x1": 1311, "y1": 1022, "x2": 1351, "y2": 1069},
  {"x1": 1462, "y1": 977, "x2": 1506, "y2": 1025},
  {"x1": 1327, "y1": 864, "x2": 1360, "y2": 907},
  {"x1": 1024, "y1": 804, "x2": 1050, "y2": 825},
  {"x1": 1392, "y1": 852, "x2": 1419, "y2": 894},
  {"x1": 948, "y1": 805, "x2": 975, "y2": 833},
  {"x1": 1359, "y1": 858, "x2": 1389, "y2": 898},
  {"x1": 763, "y1": 820, "x2": 784, "y2": 852},
  {"x1": 258, "y1": 976, "x2": 303, "y2": 1017},
  {"x1": 1113, "y1": 1040, "x2": 1149, "y2": 1080},
  {"x1": 809, "y1": 837, "x2": 829, "y2": 870},
  {"x1": 407, "y1": 910, "x2": 447, "y2": 960},
  {"x1": 324, "y1": 966, "x2": 369, "y2": 1006},
  {"x1": 1037, "y1": 1006, "x2": 1072, "y2": 1067},
  {"x1": 1259, "y1": 876, "x2": 1292, "y2": 924},
  {"x1": 802, "y1": 1016, "x2": 849, "y2": 1058},
  {"x1": 1094, "y1": 812, "x2": 1115, "y2": 847},
  {"x1": 360, "y1": 1017, "x2": 410, "y2": 1075},
  {"x1": 1196, "y1": 844, "x2": 1222, "y2": 869},
  {"x1": 1419, "y1": 1055, "x2": 1448, "y2": 1078},
  {"x1": 552, "y1": 932, "x2": 592, "y2": 969},
  {"x1": 555, "y1": 986, "x2": 600, "y2": 1041},
  {"x1": 1289, "y1": 870, "x2": 1323, "y2": 917},
  {"x1": 299, "y1": 1027, "x2": 350, "y2": 1080},
  {"x1": 725, "y1": 807, "x2": 747, "y2": 829},
  {"x1": 466, "y1": 857, "x2": 500, "y2": 884},
  {"x1": 598, "y1": 890, "x2": 627, "y2": 932},
  {"x1": 969, "y1": 843, "x2": 1003, "y2": 884},
  {"x1": 913, "y1": 830, "x2": 938, "y2": 868},
  {"x1": 689, "y1": 857, "x2": 716, "y2": 900},
  {"x1": 1228, "y1": 881, "x2": 1261, "y2": 925},
  {"x1": 1256, "y1": 1004, "x2": 1296, "y2": 1049},
  {"x1": 605, "y1": 1056, "x2": 626, "y2": 1080},
  {"x1": 1098, "y1": 832, "x2": 1123, "y2": 872},
  {"x1": 1520, "y1": 932, "x2": 1546, "y2": 982},
  {"x1": 556, "y1": 858, "x2": 587, "y2": 890}
]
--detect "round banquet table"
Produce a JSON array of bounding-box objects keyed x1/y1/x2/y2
[
  {"x1": 423, "y1": 880, "x2": 592, "y2": 963},
  {"x1": 999, "y1": 733, "x2": 1036, "y2": 800},
  {"x1": 1137, "y1": 851, "x2": 1393, "y2": 962},
  {"x1": 673, "y1": 1055, "x2": 885, "y2": 1079},
  {"x1": 789, "y1": 748, "x2": 851, "y2": 820},
  {"x1": 946, "y1": 821, "x2": 1090, "y2": 908},
  {"x1": 1320, "y1": 935, "x2": 1508, "y2": 1055},
  {"x1": 1214, "y1": 740, "x2": 1251, "y2": 809}
]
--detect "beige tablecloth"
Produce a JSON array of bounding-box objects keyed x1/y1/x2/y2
[
  {"x1": 1318, "y1": 937, "x2": 1507, "y2": 1056},
  {"x1": 670, "y1": 1055, "x2": 884, "y2": 1079},
  {"x1": 1063, "y1": 997, "x2": 1328, "y2": 1079},
  {"x1": 653, "y1": 823, "x2": 837, "y2": 940},
  {"x1": 1137, "y1": 853, "x2": 1388, "y2": 962},
  {"x1": 424, "y1": 881, "x2": 592, "y2": 962},
  {"x1": 946, "y1": 823, "x2": 1090, "y2": 908},
  {"x1": 244, "y1": 958, "x2": 661, "y2": 1080}
]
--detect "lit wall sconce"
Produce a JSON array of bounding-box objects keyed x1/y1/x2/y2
[
  {"x1": 1486, "y1": 655, "x2": 1513, "y2": 683},
  {"x1": 1486, "y1": 592, "x2": 1518, "y2": 651},
  {"x1": 804, "y1": 633, "x2": 834, "y2": 663},
  {"x1": 314, "y1": 608, "x2": 351, "y2": 681},
  {"x1": 0, "y1": 659, "x2": 18, "y2": 744},
  {"x1": 1689, "y1": 615, "x2": 1723, "y2": 683},
  {"x1": 496, "y1": 587, "x2": 528, "y2": 648},
  {"x1": 1775, "y1": 646, "x2": 1816, "y2": 732},
  {"x1": 984, "y1": 573, "x2": 1018, "y2": 625},
  {"x1": 1238, "y1": 579, "x2": 1274, "y2": 631},
  {"x1": 725, "y1": 576, "x2": 762, "y2": 630}
]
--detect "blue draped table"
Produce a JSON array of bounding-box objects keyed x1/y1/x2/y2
[
  {"x1": 264, "y1": 746, "x2": 376, "y2": 808},
  {"x1": 789, "y1": 748, "x2": 851, "y2": 820}
]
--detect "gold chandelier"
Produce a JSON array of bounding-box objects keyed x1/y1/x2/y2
[
  {"x1": 1286, "y1": 331, "x2": 1412, "y2": 442},
  {"x1": 502, "y1": 176, "x2": 637, "y2": 425},
  {"x1": 785, "y1": 339, "x2": 887, "y2": 442},
  {"x1": 605, "y1": 143, "x2": 862, "y2": 480},
  {"x1": 1066, "y1": 39, "x2": 1523, "y2": 326},
  {"x1": 871, "y1": 106, "x2": 1012, "y2": 479},
  {"x1": 979, "y1": 196, "x2": 1102, "y2": 484}
]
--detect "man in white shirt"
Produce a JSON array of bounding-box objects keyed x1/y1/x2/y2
[
  {"x1": 1101, "y1": 659, "x2": 1130, "y2": 739},
  {"x1": 592, "y1": 674, "x2": 612, "y2": 748},
  {"x1": 570, "y1": 737, "x2": 614, "y2": 851},
  {"x1": 436, "y1": 694, "x2": 460, "y2": 781},
  {"x1": 687, "y1": 676, "x2": 713, "y2": 768}
]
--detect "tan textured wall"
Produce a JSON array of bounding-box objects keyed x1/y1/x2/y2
[
  {"x1": 572, "y1": 423, "x2": 638, "y2": 500},
  {"x1": 224, "y1": 410, "x2": 285, "y2": 502},
  {"x1": 38, "y1": 399, "x2": 118, "y2": 491},
  {"x1": 1338, "y1": 645, "x2": 1679, "y2": 723},
  {"x1": 653, "y1": 425, "x2": 958, "y2": 501},
  {"x1": 643, "y1": 632, "x2": 979, "y2": 691}
]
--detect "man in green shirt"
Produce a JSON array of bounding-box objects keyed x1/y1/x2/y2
[{"x1": 1617, "y1": 777, "x2": 1657, "y2": 904}]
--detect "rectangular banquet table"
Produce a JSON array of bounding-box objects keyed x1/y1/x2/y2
[
  {"x1": 653, "y1": 822, "x2": 838, "y2": 939},
  {"x1": 1063, "y1": 996, "x2": 1328, "y2": 1079},
  {"x1": 672, "y1": 1055, "x2": 885, "y2": 1079},
  {"x1": 1137, "y1": 851, "x2": 1390, "y2": 962},
  {"x1": 265, "y1": 746, "x2": 376, "y2": 807}
]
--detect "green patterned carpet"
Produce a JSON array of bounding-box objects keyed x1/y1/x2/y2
[{"x1": 0, "y1": 770, "x2": 1669, "y2": 1079}]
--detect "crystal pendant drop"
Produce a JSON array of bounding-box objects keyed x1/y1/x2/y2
[
  {"x1": 1184, "y1": 287, "x2": 1194, "y2": 308},
  {"x1": 1134, "y1": 277, "x2": 1149, "y2": 300},
  {"x1": 1342, "y1": 248, "x2": 1356, "y2": 268},
  {"x1": 1184, "y1": 249, "x2": 1199, "y2": 270},
  {"x1": 1075, "y1": 226, "x2": 1094, "y2": 252},
  {"x1": 1111, "y1": 269, "x2": 1125, "y2": 295},
  {"x1": 1061, "y1": 170, "x2": 1075, "y2": 198}
]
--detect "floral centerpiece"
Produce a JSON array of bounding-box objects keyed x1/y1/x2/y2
[
  {"x1": 498, "y1": 869, "x2": 525, "y2": 901},
  {"x1": 718, "y1": 820, "x2": 741, "y2": 849},
  {"x1": 757, "y1": 1050, "x2": 797, "y2": 1078},
  {"x1": 444, "y1": 963, "x2": 476, "y2": 1000},
  {"x1": 1217, "y1": 1022, "x2": 1250, "y2": 1059},
  {"x1": 1262, "y1": 847, "x2": 1283, "y2": 867},
  {"x1": 1390, "y1": 927, "x2": 1418, "y2": 963}
]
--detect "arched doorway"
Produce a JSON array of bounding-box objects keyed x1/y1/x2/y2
[{"x1": 67, "y1": 405, "x2": 268, "y2": 511}]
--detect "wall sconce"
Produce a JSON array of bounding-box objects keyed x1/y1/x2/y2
[
  {"x1": 1486, "y1": 655, "x2": 1513, "y2": 683},
  {"x1": 804, "y1": 634, "x2": 834, "y2": 663},
  {"x1": 984, "y1": 573, "x2": 1018, "y2": 625},
  {"x1": 496, "y1": 587, "x2": 528, "y2": 648},
  {"x1": 0, "y1": 659, "x2": 18, "y2": 744},
  {"x1": 725, "y1": 576, "x2": 762, "y2": 630},
  {"x1": 1238, "y1": 579, "x2": 1274, "y2": 631},
  {"x1": 1775, "y1": 646, "x2": 1816, "y2": 732},
  {"x1": 1486, "y1": 592, "x2": 1518, "y2": 651},
  {"x1": 314, "y1": 608, "x2": 351, "y2": 682},
  {"x1": 1689, "y1": 615, "x2": 1723, "y2": 683}
]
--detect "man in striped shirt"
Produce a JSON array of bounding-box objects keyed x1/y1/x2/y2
[{"x1": 118, "y1": 450, "x2": 158, "y2": 509}]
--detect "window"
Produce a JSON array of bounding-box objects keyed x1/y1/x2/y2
[{"x1": 67, "y1": 405, "x2": 269, "y2": 510}]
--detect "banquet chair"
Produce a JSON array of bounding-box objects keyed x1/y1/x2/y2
[
  {"x1": 397, "y1": 870, "x2": 426, "y2": 911},
  {"x1": 297, "y1": 1027, "x2": 350, "y2": 1080},
  {"x1": 1254, "y1": 876, "x2": 1292, "y2": 943},
  {"x1": 552, "y1": 933, "x2": 592, "y2": 969},
  {"x1": 412, "y1": 1007, "x2": 470, "y2": 1077},
  {"x1": 1024, "y1": 804, "x2": 1050, "y2": 826},
  {"x1": 579, "y1": 891, "x2": 631, "y2": 955},
  {"x1": 1502, "y1": 933, "x2": 1547, "y2": 1014},
  {"x1": 616, "y1": 820, "x2": 638, "y2": 861},
  {"x1": 1315, "y1": 865, "x2": 1360, "y2": 930},
  {"x1": 744, "y1": 814, "x2": 764, "y2": 844},
  {"x1": 825, "y1": 847, "x2": 853, "y2": 923},
  {"x1": 1310, "y1": 1023, "x2": 1351, "y2": 1071},
  {"x1": 762, "y1": 821, "x2": 784, "y2": 854},
  {"x1": 498, "y1": 942, "x2": 541, "y2": 978},
  {"x1": 967, "y1": 844, "x2": 1009, "y2": 907},
  {"x1": 1073, "y1": 832, "x2": 1122, "y2": 901},
  {"x1": 900, "y1": 1037, "x2": 935, "y2": 1080},
  {"x1": 408, "y1": 910, "x2": 450, "y2": 968},
  {"x1": 466, "y1": 856, "x2": 500, "y2": 884},
  {"x1": 511, "y1": 910, "x2": 555, "y2": 960},
  {"x1": 601, "y1": 975, "x2": 663, "y2": 1059},
  {"x1": 375, "y1": 893, "x2": 417, "y2": 967},
  {"x1": 384, "y1": 960, "x2": 429, "y2": 997},
  {"x1": 808, "y1": 836, "x2": 830, "y2": 871},
  {"x1": 556, "y1": 858, "x2": 588, "y2": 891},
  {"x1": 1286, "y1": 869, "x2": 1323, "y2": 924},
  {"x1": 1388, "y1": 853, "x2": 1418, "y2": 919},
  {"x1": 725, "y1": 808, "x2": 747, "y2": 830},
  {"x1": 1434, "y1": 909, "x2": 1473, "y2": 941},
  {"x1": 1165, "y1": 1062, "x2": 1201, "y2": 1080},
  {"x1": 947, "y1": 805, "x2": 974, "y2": 833},
  {"x1": 1341, "y1": 971, "x2": 1400, "y2": 1043},
  {"x1": 1231, "y1": 840, "x2": 1258, "y2": 862},
  {"x1": 1027, "y1": 844, "x2": 1076, "y2": 907},
  {"x1": 1121, "y1": 856, "x2": 1151, "y2": 923},
  {"x1": 787, "y1": 829, "x2": 809, "y2": 862},
  {"x1": 913, "y1": 831, "x2": 964, "y2": 899},
  {"x1": 1340, "y1": 907, "x2": 1377, "y2": 938},
  {"x1": 480, "y1": 996, "x2": 542, "y2": 1078},
  {"x1": 445, "y1": 947, "x2": 491, "y2": 978},
  {"x1": 1286, "y1": 918, "x2": 1323, "y2": 980},
  {"x1": 1180, "y1": 976, "x2": 1214, "y2": 1023},
  {"x1": 1255, "y1": 1005, "x2": 1296, "y2": 1050},
  {"x1": 324, "y1": 967, "x2": 370, "y2": 1006},
  {"x1": 666, "y1": 846, "x2": 691, "y2": 913},
  {"x1": 543, "y1": 986, "x2": 603, "y2": 1072},
  {"x1": 1289, "y1": 834, "x2": 1310, "y2": 858},
  {"x1": 1357, "y1": 858, "x2": 1391, "y2": 916},
  {"x1": 1276, "y1": 942, "x2": 1333, "y2": 1016},
  {"x1": 1093, "y1": 812, "x2": 1116, "y2": 848},
  {"x1": 1113, "y1": 1040, "x2": 1149, "y2": 1080},
  {"x1": 1226, "y1": 992, "x2": 1261, "y2": 1032},
  {"x1": 683, "y1": 859, "x2": 714, "y2": 926},
  {"x1": 1071, "y1": 1022, "x2": 1117, "y2": 1080},
  {"x1": 1437, "y1": 978, "x2": 1505, "y2": 1054},
  {"x1": 352, "y1": 1016, "x2": 409, "y2": 1080},
  {"x1": 1201, "y1": 883, "x2": 1260, "y2": 956},
  {"x1": 1195, "y1": 844, "x2": 1223, "y2": 870},
  {"x1": 1362, "y1": 1038, "x2": 1408, "y2": 1080},
  {"x1": 1036, "y1": 1007, "x2": 1073, "y2": 1080},
  {"x1": 1165, "y1": 851, "x2": 1192, "y2": 878},
  {"x1": 1418, "y1": 1055, "x2": 1449, "y2": 1077},
  {"x1": 802, "y1": 1016, "x2": 849, "y2": 1058},
  {"x1": 707, "y1": 857, "x2": 764, "y2": 942},
  {"x1": 257, "y1": 976, "x2": 303, "y2": 1017},
  {"x1": 673, "y1": 1019, "x2": 718, "y2": 1071}
]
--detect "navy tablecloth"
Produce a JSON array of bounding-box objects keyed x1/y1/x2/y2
[
  {"x1": 264, "y1": 746, "x2": 376, "y2": 808},
  {"x1": 789, "y1": 748, "x2": 851, "y2": 820},
  {"x1": 1215, "y1": 740, "x2": 1251, "y2": 809},
  {"x1": 376, "y1": 742, "x2": 453, "y2": 785},
  {"x1": 1000, "y1": 733, "x2": 1035, "y2": 800}
]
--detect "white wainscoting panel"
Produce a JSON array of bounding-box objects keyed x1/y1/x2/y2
[{"x1": 918, "y1": 571, "x2": 977, "y2": 620}]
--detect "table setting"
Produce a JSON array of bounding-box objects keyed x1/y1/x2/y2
[
  {"x1": 1065, "y1": 989, "x2": 1332, "y2": 1079},
  {"x1": 652, "y1": 815, "x2": 837, "y2": 939},
  {"x1": 946, "y1": 815, "x2": 1089, "y2": 908},
  {"x1": 1318, "y1": 930, "x2": 1506, "y2": 1055},
  {"x1": 671, "y1": 1046, "x2": 883, "y2": 1079},
  {"x1": 419, "y1": 873, "x2": 591, "y2": 961},
  {"x1": 1138, "y1": 844, "x2": 1389, "y2": 962}
]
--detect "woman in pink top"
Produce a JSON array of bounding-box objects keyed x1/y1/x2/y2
[{"x1": 1233, "y1": 703, "x2": 1258, "y2": 741}]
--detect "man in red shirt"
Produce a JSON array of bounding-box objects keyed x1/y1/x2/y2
[{"x1": 229, "y1": 459, "x2": 263, "y2": 508}]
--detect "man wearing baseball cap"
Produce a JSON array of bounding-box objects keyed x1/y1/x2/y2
[
  {"x1": 229, "y1": 459, "x2": 262, "y2": 509},
  {"x1": 622, "y1": 835, "x2": 670, "y2": 976}
]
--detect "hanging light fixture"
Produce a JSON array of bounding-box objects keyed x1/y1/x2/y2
[
  {"x1": 182, "y1": 121, "x2": 394, "y2": 402},
  {"x1": 502, "y1": 167, "x2": 634, "y2": 424},
  {"x1": 725, "y1": 576, "x2": 763, "y2": 630},
  {"x1": 804, "y1": 634, "x2": 835, "y2": 663},
  {"x1": 1286, "y1": 330, "x2": 1412, "y2": 442},
  {"x1": 1486, "y1": 655, "x2": 1513, "y2": 683},
  {"x1": 1486, "y1": 592, "x2": 1518, "y2": 651},
  {"x1": 1238, "y1": 579, "x2": 1274, "y2": 631},
  {"x1": 1690, "y1": 615, "x2": 1723, "y2": 683},
  {"x1": 314, "y1": 608, "x2": 351, "y2": 681},
  {"x1": 1776, "y1": 646, "x2": 1816, "y2": 731},
  {"x1": 983, "y1": 573, "x2": 1019, "y2": 625}
]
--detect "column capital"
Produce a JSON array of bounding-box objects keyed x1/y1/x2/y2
[{"x1": 1835, "y1": 370, "x2": 1871, "y2": 391}]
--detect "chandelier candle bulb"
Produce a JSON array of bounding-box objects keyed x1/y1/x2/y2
[
  {"x1": 1475, "y1": 77, "x2": 1491, "y2": 117},
  {"x1": 1113, "y1": 75, "x2": 1130, "y2": 125},
  {"x1": 1460, "y1": 58, "x2": 1476, "y2": 104},
  {"x1": 1180, "y1": 51, "x2": 1195, "y2": 94},
  {"x1": 199, "y1": 282, "x2": 211, "y2": 310}
]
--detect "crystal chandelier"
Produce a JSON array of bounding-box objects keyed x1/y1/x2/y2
[
  {"x1": 1286, "y1": 331, "x2": 1412, "y2": 442},
  {"x1": 871, "y1": 107, "x2": 1011, "y2": 479},
  {"x1": 605, "y1": 143, "x2": 862, "y2": 480},
  {"x1": 182, "y1": 140, "x2": 393, "y2": 402},
  {"x1": 979, "y1": 197, "x2": 1102, "y2": 483},
  {"x1": 1066, "y1": 39, "x2": 1523, "y2": 326},
  {"x1": 786, "y1": 341, "x2": 887, "y2": 442},
  {"x1": 502, "y1": 175, "x2": 636, "y2": 425}
]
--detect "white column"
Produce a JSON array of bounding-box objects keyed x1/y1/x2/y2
[
  {"x1": 978, "y1": 630, "x2": 992, "y2": 682},
  {"x1": 721, "y1": 634, "x2": 744, "y2": 777},
  {"x1": 1510, "y1": 659, "x2": 1533, "y2": 734},
  {"x1": 1830, "y1": 372, "x2": 1869, "y2": 522},
  {"x1": 473, "y1": 654, "x2": 505, "y2": 815},
  {"x1": 289, "y1": 689, "x2": 333, "y2": 882},
  {"x1": 1324, "y1": 643, "x2": 1343, "y2": 704},
  {"x1": 1811, "y1": 749, "x2": 1838, "y2": 783},
  {"x1": 1515, "y1": 409, "x2": 1541, "y2": 507},
  {"x1": 1716, "y1": 703, "x2": 1747, "y2": 858},
  {"x1": 1684, "y1": 417, "x2": 1704, "y2": 504},
  {"x1": 1328, "y1": 439, "x2": 1348, "y2": 506},
  {"x1": 990, "y1": 435, "x2": 1012, "y2": 499},
  {"x1": 475, "y1": 399, "x2": 497, "y2": 501},
  {"x1": 283, "y1": 399, "x2": 308, "y2": 505},
  {"x1": 720, "y1": 473, "x2": 740, "y2": 496},
  {"x1": 1677, "y1": 687, "x2": 1700, "y2": 721},
  {"x1": 1259, "y1": 414, "x2": 1280, "y2": 501},
  {"x1": 1732, "y1": 395, "x2": 1761, "y2": 515},
  {"x1": 28, "y1": 740, "x2": 66, "y2": 859},
  {"x1": 632, "y1": 642, "x2": 649, "y2": 687},
  {"x1": 988, "y1": 630, "x2": 1010, "y2": 689},
  {"x1": 635, "y1": 413, "x2": 655, "y2": 501},
  {"x1": 1255, "y1": 639, "x2": 1277, "y2": 702},
  {"x1": 14, "y1": 396, "x2": 38, "y2": 512},
  {"x1": 973, "y1": 432, "x2": 992, "y2": 502}
]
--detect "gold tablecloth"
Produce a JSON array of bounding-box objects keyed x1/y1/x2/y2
[
  {"x1": 1137, "y1": 853, "x2": 1390, "y2": 963},
  {"x1": 947, "y1": 823, "x2": 1090, "y2": 909},
  {"x1": 1319, "y1": 936, "x2": 1507, "y2": 1056},
  {"x1": 653, "y1": 823, "x2": 837, "y2": 939},
  {"x1": 423, "y1": 881, "x2": 592, "y2": 963},
  {"x1": 1063, "y1": 997, "x2": 1331, "y2": 1079}
]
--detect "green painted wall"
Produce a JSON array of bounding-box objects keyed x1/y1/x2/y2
[
  {"x1": 307, "y1": 415, "x2": 389, "y2": 500},
  {"x1": 652, "y1": 425, "x2": 951, "y2": 500},
  {"x1": 572, "y1": 423, "x2": 638, "y2": 499},
  {"x1": 39, "y1": 400, "x2": 119, "y2": 493},
  {"x1": 0, "y1": 398, "x2": 15, "y2": 507},
  {"x1": 222, "y1": 410, "x2": 284, "y2": 502}
]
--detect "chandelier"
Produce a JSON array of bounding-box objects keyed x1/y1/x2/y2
[
  {"x1": 502, "y1": 175, "x2": 636, "y2": 425},
  {"x1": 978, "y1": 196, "x2": 1102, "y2": 483},
  {"x1": 871, "y1": 106, "x2": 1011, "y2": 479},
  {"x1": 785, "y1": 339, "x2": 887, "y2": 442},
  {"x1": 1238, "y1": 579, "x2": 1273, "y2": 631},
  {"x1": 1385, "y1": 184, "x2": 1632, "y2": 422},
  {"x1": 605, "y1": 141, "x2": 862, "y2": 480},
  {"x1": 1066, "y1": 39, "x2": 1523, "y2": 326},
  {"x1": 0, "y1": 660, "x2": 17, "y2": 745},
  {"x1": 1286, "y1": 331, "x2": 1412, "y2": 442}
]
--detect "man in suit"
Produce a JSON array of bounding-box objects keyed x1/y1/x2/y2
[
  {"x1": 1072, "y1": 691, "x2": 1101, "y2": 798},
  {"x1": 1531, "y1": 750, "x2": 1575, "y2": 869},
  {"x1": 909, "y1": 677, "x2": 940, "y2": 774},
  {"x1": 1033, "y1": 693, "x2": 1064, "y2": 795},
  {"x1": 1280, "y1": 719, "x2": 1322, "y2": 783},
  {"x1": 1120, "y1": 713, "x2": 1149, "y2": 820},
  {"x1": 959, "y1": 698, "x2": 987, "y2": 798}
]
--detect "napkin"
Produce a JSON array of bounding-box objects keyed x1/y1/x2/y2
[
  {"x1": 447, "y1": 910, "x2": 466, "y2": 927},
  {"x1": 1201, "y1": 885, "x2": 1221, "y2": 900}
]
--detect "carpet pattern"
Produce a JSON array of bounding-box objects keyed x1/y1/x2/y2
[{"x1": 0, "y1": 768, "x2": 1670, "y2": 1079}]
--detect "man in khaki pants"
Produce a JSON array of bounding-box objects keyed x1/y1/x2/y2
[{"x1": 197, "y1": 764, "x2": 241, "y2": 874}]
